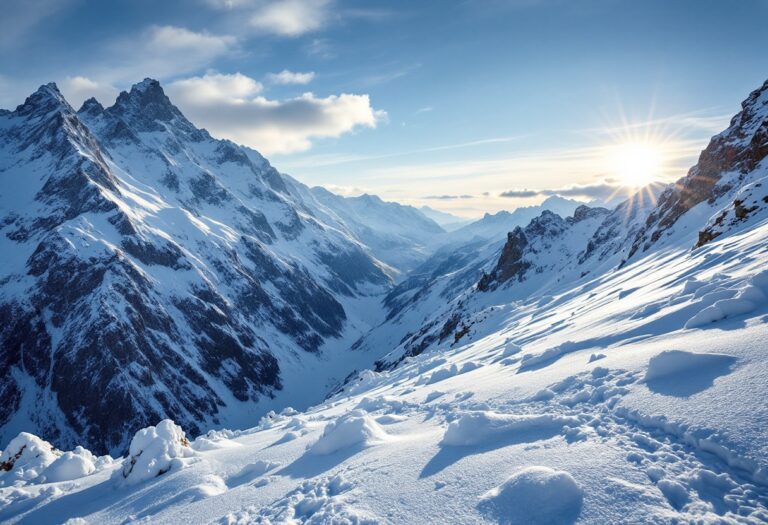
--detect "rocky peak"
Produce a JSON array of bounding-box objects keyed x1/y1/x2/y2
[
  {"x1": 13, "y1": 82, "x2": 72, "y2": 118},
  {"x1": 571, "y1": 204, "x2": 608, "y2": 223},
  {"x1": 108, "y1": 78, "x2": 189, "y2": 132},
  {"x1": 77, "y1": 97, "x2": 104, "y2": 118},
  {"x1": 626, "y1": 78, "x2": 768, "y2": 261}
]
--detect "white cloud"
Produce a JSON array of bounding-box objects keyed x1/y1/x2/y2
[
  {"x1": 267, "y1": 69, "x2": 316, "y2": 85},
  {"x1": 250, "y1": 0, "x2": 332, "y2": 36},
  {"x1": 143, "y1": 25, "x2": 236, "y2": 68},
  {"x1": 60, "y1": 76, "x2": 119, "y2": 108},
  {"x1": 95, "y1": 25, "x2": 237, "y2": 83},
  {"x1": 167, "y1": 72, "x2": 385, "y2": 154},
  {"x1": 168, "y1": 72, "x2": 263, "y2": 103},
  {"x1": 320, "y1": 184, "x2": 366, "y2": 196}
]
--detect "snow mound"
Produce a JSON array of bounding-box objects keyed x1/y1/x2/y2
[
  {"x1": 120, "y1": 420, "x2": 195, "y2": 484},
  {"x1": 355, "y1": 395, "x2": 409, "y2": 413},
  {"x1": 645, "y1": 350, "x2": 737, "y2": 382},
  {"x1": 308, "y1": 410, "x2": 390, "y2": 455},
  {"x1": 441, "y1": 411, "x2": 580, "y2": 447},
  {"x1": 478, "y1": 466, "x2": 583, "y2": 525},
  {"x1": 41, "y1": 447, "x2": 98, "y2": 482},
  {"x1": 519, "y1": 341, "x2": 580, "y2": 371},
  {"x1": 685, "y1": 270, "x2": 768, "y2": 328},
  {"x1": 0, "y1": 432, "x2": 60, "y2": 485}
]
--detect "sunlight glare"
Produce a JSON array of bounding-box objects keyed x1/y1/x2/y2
[{"x1": 611, "y1": 142, "x2": 663, "y2": 188}]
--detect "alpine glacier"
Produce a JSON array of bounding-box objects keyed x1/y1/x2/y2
[{"x1": 1, "y1": 78, "x2": 768, "y2": 524}]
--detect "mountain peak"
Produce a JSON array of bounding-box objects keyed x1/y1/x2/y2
[
  {"x1": 109, "y1": 78, "x2": 187, "y2": 130},
  {"x1": 78, "y1": 97, "x2": 104, "y2": 117},
  {"x1": 14, "y1": 82, "x2": 71, "y2": 117}
]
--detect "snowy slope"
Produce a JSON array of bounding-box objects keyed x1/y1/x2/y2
[
  {"x1": 1, "y1": 80, "x2": 768, "y2": 524},
  {"x1": 2, "y1": 200, "x2": 767, "y2": 524}
]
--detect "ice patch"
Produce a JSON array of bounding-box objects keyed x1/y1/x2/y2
[
  {"x1": 120, "y1": 419, "x2": 195, "y2": 484},
  {"x1": 478, "y1": 466, "x2": 583, "y2": 525},
  {"x1": 308, "y1": 410, "x2": 390, "y2": 455},
  {"x1": 441, "y1": 411, "x2": 580, "y2": 447}
]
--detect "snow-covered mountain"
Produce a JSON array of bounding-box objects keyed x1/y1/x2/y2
[
  {"x1": 418, "y1": 206, "x2": 471, "y2": 231},
  {"x1": 0, "y1": 79, "x2": 434, "y2": 455},
  {"x1": 435, "y1": 195, "x2": 584, "y2": 247},
  {"x1": 281, "y1": 184, "x2": 444, "y2": 276},
  {"x1": 1, "y1": 79, "x2": 768, "y2": 524}
]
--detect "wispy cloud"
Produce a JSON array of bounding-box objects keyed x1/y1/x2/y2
[
  {"x1": 276, "y1": 135, "x2": 525, "y2": 167},
  {"x1": 500, "y1": 182, "x2": 623, "y2": 200},
  {"x1": 249, "y1": 0, "x2": 333, "y2": 36},
  {"x1": 423, "y1": 194, "x2": 475, "y2": 200},
  {"x1": 167, "y1": 71, "x2": 385, "y2": 154},
  {"x1": 0, "y1": 0, "x2": 74, "y2": 50},
  {"x1": 267, "y1": 70, "x2": 316, "y2": 85}
]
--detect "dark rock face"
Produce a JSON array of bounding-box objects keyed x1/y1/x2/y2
[
  {"x1": 478, "y1": 228, "x2": 530, "y2": 290},
  {"x1": 0, "y1": 80, "x2": 391, "y2": 455}
]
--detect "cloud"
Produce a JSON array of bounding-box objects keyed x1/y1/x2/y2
[
  {"x1": 319, "y1": 184, "x2": 366, "y2": 196},
  {"x1": 423, "y1": 194, "x2": 475, "y2": 200},
  {"x1": 60, "y1": 76, "x2": 119, "y2": 108},
  {"x1": 498, "y1": 189, "x2": 540, "y2": 198},
  {"x1": 141, "y1": 25, "x2": 236, "y2": 70},
  {"x1": 267, "y1": 70, "x2": 315, "y2": 85},
  {"x1": 93, "y1": 25, "x2": 237, "y2": 83},
  {"x1": 500, "y1": 182, "x2": 622, "y2": 200},
  {"x1": 168, "y1": 72, "x2": 263, "y2": 103},
  {"x1": 250, "y1": 0, "x2": 333, "y2": 36},
  {"x1": 305, "y1": 38, "x2": 334, "y2": 58},
  {"x1": 167, "y1": 72, "x2": 385, "y2": 154},
  {"x1": 0, "y1": 0, "x2": 73, "y2": 50}
]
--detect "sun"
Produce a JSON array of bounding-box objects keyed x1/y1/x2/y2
[{"x1": 611, "y1": 142, "x2": 663, "y2": 188}]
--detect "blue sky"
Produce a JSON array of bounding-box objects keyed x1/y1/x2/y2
[{"x1": 2, "y1": 0, "x2": 767, "y2": 217}]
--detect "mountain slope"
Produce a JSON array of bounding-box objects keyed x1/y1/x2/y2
[
  {"x1": 0, "y1": 80, "x2": 397, "y2": 455},
  {"x1": 2, "y1": 76, "x2": 768, "y2": 521},
  {"x1": 1, "y1": 79, "x2": 768, "y2": 525},
  {"x1": 281, "y1": 182, "x2": 444, "y2": 276}
]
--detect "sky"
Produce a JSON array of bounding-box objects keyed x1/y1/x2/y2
[{"x1": 1, "y1": 0, "x2": 767, "y2": 218}]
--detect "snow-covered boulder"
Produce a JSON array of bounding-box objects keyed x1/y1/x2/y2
[
  {"x1": 0, "y1": 433, "x2": 60, "y2": 486},
  {"x1": 120, "y1": 420, "x2": 195, "y2": 484},
  {"x1": 308, "y1": 410, "x2": 390, "y2": 455},
  {"x1": 478, "y1": 466, "x2": 583, "y2": 524},
  {"x1": 41, "y1": 447, "x2": 98, "y2": 482}
]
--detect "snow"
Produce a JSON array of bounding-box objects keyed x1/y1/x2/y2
[
  {"x1": 441, "y1": 411, "x2": 580, "y2": 447},
  {"x1": 2, "y1": 79, "x2": 768, "y2": 524},
  {"x1": 307, "y1": 410, "x2": 390, "y2": 455},
  {"x1": 644, "y1": 350, "x2": 737, "y2": 386},
  {"x1": 41, "y1": 448, "x2": 97, "y2": 483},
  {"x1": 120, "y1": 420, "x2": 195, "y2": 484},
  {"x1": 478, "y1": 466, "x2": 583, "y2": 525},
  {"x1": 0, "y1": 433, "x2": 60, "y2": 485}
]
